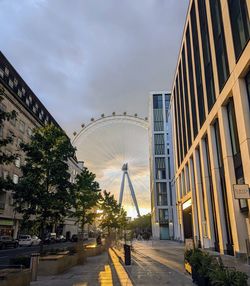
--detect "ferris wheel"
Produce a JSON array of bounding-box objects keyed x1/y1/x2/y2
[{"x1": 72, "y1": 113, "x2": 150, "y2": 218}]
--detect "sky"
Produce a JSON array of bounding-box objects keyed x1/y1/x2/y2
[{"x1": 0, "y1": 0, "x2": 189, "y2": 217}]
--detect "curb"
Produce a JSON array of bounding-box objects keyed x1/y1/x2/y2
[{"x1": 109, "y1": 247, "x2": 135, "y2": 285}]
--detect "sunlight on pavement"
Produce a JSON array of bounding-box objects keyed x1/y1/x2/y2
[
  {"x1": 109, "y1": 248, "x2": 133, "y2": 286},
  {"x1": 98, "y1": 264, "x2": 113, "y2": 285}
]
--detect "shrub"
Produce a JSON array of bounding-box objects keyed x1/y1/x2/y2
[
  {"x1": 10, "y1": 256, "x2": 30, "y2": 268},
  {"x1": 209, "y1": 258, "x2": 248, "y2": 286}
]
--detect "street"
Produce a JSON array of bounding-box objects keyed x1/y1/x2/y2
[{"x1": 0, "y1": 240, "x2": 95, "y2": 266}]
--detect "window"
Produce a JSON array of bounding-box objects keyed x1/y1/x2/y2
[
  {"x1": 17, "y1": 89, "x2": 22, "y2": 97},
  {"x1": 3, "y1": 171, "x2": 9, "y2": 180},
  {"x1": 186, "y1": 25, "x2": 198, "y2": 138},
  {"x1": 179, "y1": 62, "x2": 187, "y2": 155},
  {"x1": 0, "y1": 103, "x2": 6, "y2": 112},
  {"x1": 153, "y1": 94, "x2": 163, "y2": 109},
  {"x1": 227, "y1": 98, "x2": 248, "y2": 211},
  {"x1": 0, "y1": 68, "x2": 4, "y2": 78},
  {"x1": 209, "y1": 0, "x2": 229, "y2": 91},
  {"x1": 155, "y1": 158, "x2": 166, "y2": 179},
  {"x1": 176, "y1": 75, "x2": 184, "y2": 162},
  {"x1": 198, "y1": 0, "x2": 216, "y2": 111},
  {"x1": 165, "y1": 94, "x2": 170, "y2": 121},
  {"x1": 153, "y1": 94, "x2": 164, "y2": 131},
  {"x1": 19, "y1": 120, "x2": 25, "y2": 133},
  {"x1": 14, "y1": 78, "x2": 18, "y2": 86},
  {"x1": 159, "y1": 209, "x2": 169, "y2": 223},
  {"x1": 0, "y1": 126, "x2": 3, "y2": 138},
  {"x1": 214, "y1": 119, "x2": 233, "y2": 255},
  {"x1": 17, "y1": 138, "x2": 22, "y2": 147},
  {"x1": 156, "y1": 183, "x2": 168, "y2": 206},
  {"x1": 228, "y1": 0, "x2": 250, "y2": 60},
  {"x1": 182, "y1": 46, "x2": 192, "y2": 148},
  {"x1": 27, "y1": 127, "x2": 32, "y2": 137},
  {"x1": 173, "y1": 88, "x2": 180, "y2": 167},
  {"x1": 191, "y1": 2, "x2": 206, "y2": 127},
  {"x1": 8, "y1": 79, "x2": 13, "y2": 88},
  {"x1": 204, "y1": 135, "x2": 219, "y2": 251},
  {"x1": 154, "y1": 134, "x2": 165, "y2": 155},
  {"x1": 4, "y1": 67, "x2": 9, "y2": 76},
  {"x1": 15, "y1": 157, "x2": 21, "y2": 168},
  {"x1": 10, "y1": 117, "x2": 16, "y2": 126},
  {"x1": 169, "y1": 182, "x2": 172, "y2": 206},
  {"x1": 246, "y1": 70, "x2": 250, "y2": 109},
  {"x1": 7, "y1": 130, "x2": 14, "y2": 144},
  {"x1": 13, "y1": 174, "x2": 19, "y2": 184},
  {"x1": 167, "y1": 157, "x2": 171, "y2": 180}
]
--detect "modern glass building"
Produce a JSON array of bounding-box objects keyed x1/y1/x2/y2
[
  {"x1": 149, "y1": 92, "x2": 177, "y2": 240},
  {"x1": 171, "y1": 0, "x2": 250, "y2": 258}
]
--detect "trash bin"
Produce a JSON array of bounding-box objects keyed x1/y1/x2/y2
[
  {"x1": 30, "y1": 253, "x2": 40, "y2": 281},
  {"x1": 124, "y1": 244, "x2": 131, "y2": 265}
]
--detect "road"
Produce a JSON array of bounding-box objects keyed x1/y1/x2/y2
[{"x1": 0, "y1": 239, "x2": 95, "y2": 266}]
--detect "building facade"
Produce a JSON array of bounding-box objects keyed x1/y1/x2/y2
[
  {"x1": 0, "y1": 51, "x2": 82, "y2": 238},
  {"x1": 149, "y1": 92, "x2": 177, "y2": 240},
  {"x1": 171, "y1": 0, "x2": 250, "y2": 258}
]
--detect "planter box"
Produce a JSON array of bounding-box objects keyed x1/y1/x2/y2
[
  {"x1": 0, "y1": 269, "x2": 31, "y2": 286},
  {"x1": 38, "y1": 254, "x2": 78, "y2": 276},
  {"x1": 184, "y1": 261, "x2": 192, "y2": 274},
  {"x1": 84, "y1": 245, "x2": 105, "y2": 257}
]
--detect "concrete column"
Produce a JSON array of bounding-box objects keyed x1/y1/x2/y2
[
  {"x1": 218, "y1": 107, "x2": 248, "y2": 255},
  {"x1": 199, "y1": 140, "x2": 215, "y2": 248},
  {"x1": 207, "y1": 126, "x2": 228, "y2": 253}
]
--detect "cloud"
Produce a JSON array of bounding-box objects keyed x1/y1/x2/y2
[{"x1": 0, "y1": 0, "x2": 189, "y2": 216}]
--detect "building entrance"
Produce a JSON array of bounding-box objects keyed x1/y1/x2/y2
[{"x1": 183, "y1": 205, "x2": 193, "y2": 239}]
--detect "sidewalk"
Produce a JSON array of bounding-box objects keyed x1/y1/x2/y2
[{"x1": 31, "y1": 249, "x2": 133, "y2": 286}]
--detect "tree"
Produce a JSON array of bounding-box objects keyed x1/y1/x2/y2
[
  {"x1": 13, "y1": 124, "x2": 76, "y2": 242},
  {"x1": 0, "y1": 88, "x2": 17, "y2": 191},
  {"x1": 72, "y1": 168, "x2": 101, "y2": 233},
  {"x1": 127, "y1": 213, "x2": 152, "y2": 239},
  {"x1": 99, "y1": 190, "x2": 127, "y2": 235}
]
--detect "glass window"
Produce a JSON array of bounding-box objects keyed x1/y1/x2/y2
[
  {"x1": 246, "y1": 70, "x2": 250, "y2": 109},
  {"x1": 191, "y1": 2, "x2": 206, "y2": 127},
  {"x1": 156, "y1": 183, "x2": 168, "y2": 206},
  {"x1": 209, "y1": 0, "x2": 229, "y2": 91},
  {"x1": 169, "y1": 182, "x2": 172, "y2": 206},
  {"x1": 198, "y1": 0, "x2": 216, "y2": 111},
  {"x1": 214, "y1": 119, "x2": 234, "y2": 255},
  {"x1": 228, "y1": 0, "x2": 250, "y2": 60},
  {"x1": 159, "y1": 209, "x2": 169, "y2": 223},
  {"x1": 13, "y1": 174, "x2": 19, "y2": 184},
  {"x1": 226, "y1": 98, "x2": 248, "y2": 211},
  {"x1": 154, "y1": 134, "x2": 165, "y2": 155},
  {"x1": 153, "y1": 94, "x2": 163, "y2": 109},
  {"x1": 176, "y1": 75, "x2": 184, "y2": 162},
  {"x1": 179, "y1": 62, "x2": 187, "y2": 155},
  {"x1": 167, "y1": 157, "x2": 171, "y2": 180},
  {"x1": 186, "y1": 25, "x2": 198, "y2": 138},
  {"x1": 19, "y1": 120, "x2": 25, "y2": 133},
  {"x1": 204, "y1": 135, "x2": 219, "y2": 251},
  {"x1": 182, "y1": 46, "x2": 192, "y2": 148},
  {"x1": 15, "y1": 157, "x2": 21, "y2": 168},
  {"x1": 173, "y1": 88, "x2": 181, "y2": 168},
  {"x1": 155, "y1": 157, "x2": 166, "y2": 179},
  {"x1": 0, "y1": 126, "x2": 3, "y2": 138}
]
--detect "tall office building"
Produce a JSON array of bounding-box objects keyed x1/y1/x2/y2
[
  {"x1": 149, "y1": 92, "x2": 177, "y2": 240},
  {"x1": 171, "y1": 0, "x2": 250, "y2": 258}
]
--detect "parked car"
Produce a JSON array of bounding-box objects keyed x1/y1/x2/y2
[
  {"x1": 71, "y1": 234, "x2": 78, "y2": 242},
  {"x1": 0, "y1": 236, "x2": 18, "y2": 249},
  {"x1": 56, "y1": 235, "x2": 66, "y2": 243},
  {"x1": 43, "y1": 232, "x2": 57, "y2": 244},
  {"x1": 18, "y1": 235, "x2": 41, "y2": 247}
]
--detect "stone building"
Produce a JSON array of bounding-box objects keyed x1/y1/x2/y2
[{"x1": 171, "y1": 0, "x2": 250, "y2": 258}]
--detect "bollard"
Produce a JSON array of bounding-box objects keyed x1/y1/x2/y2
[
  {"x1": 123, "y1": 244, "x2": 131, "y2": 265},
  {"x1": 30, "y1": 253, "x2": 40, "y2": 281}
]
